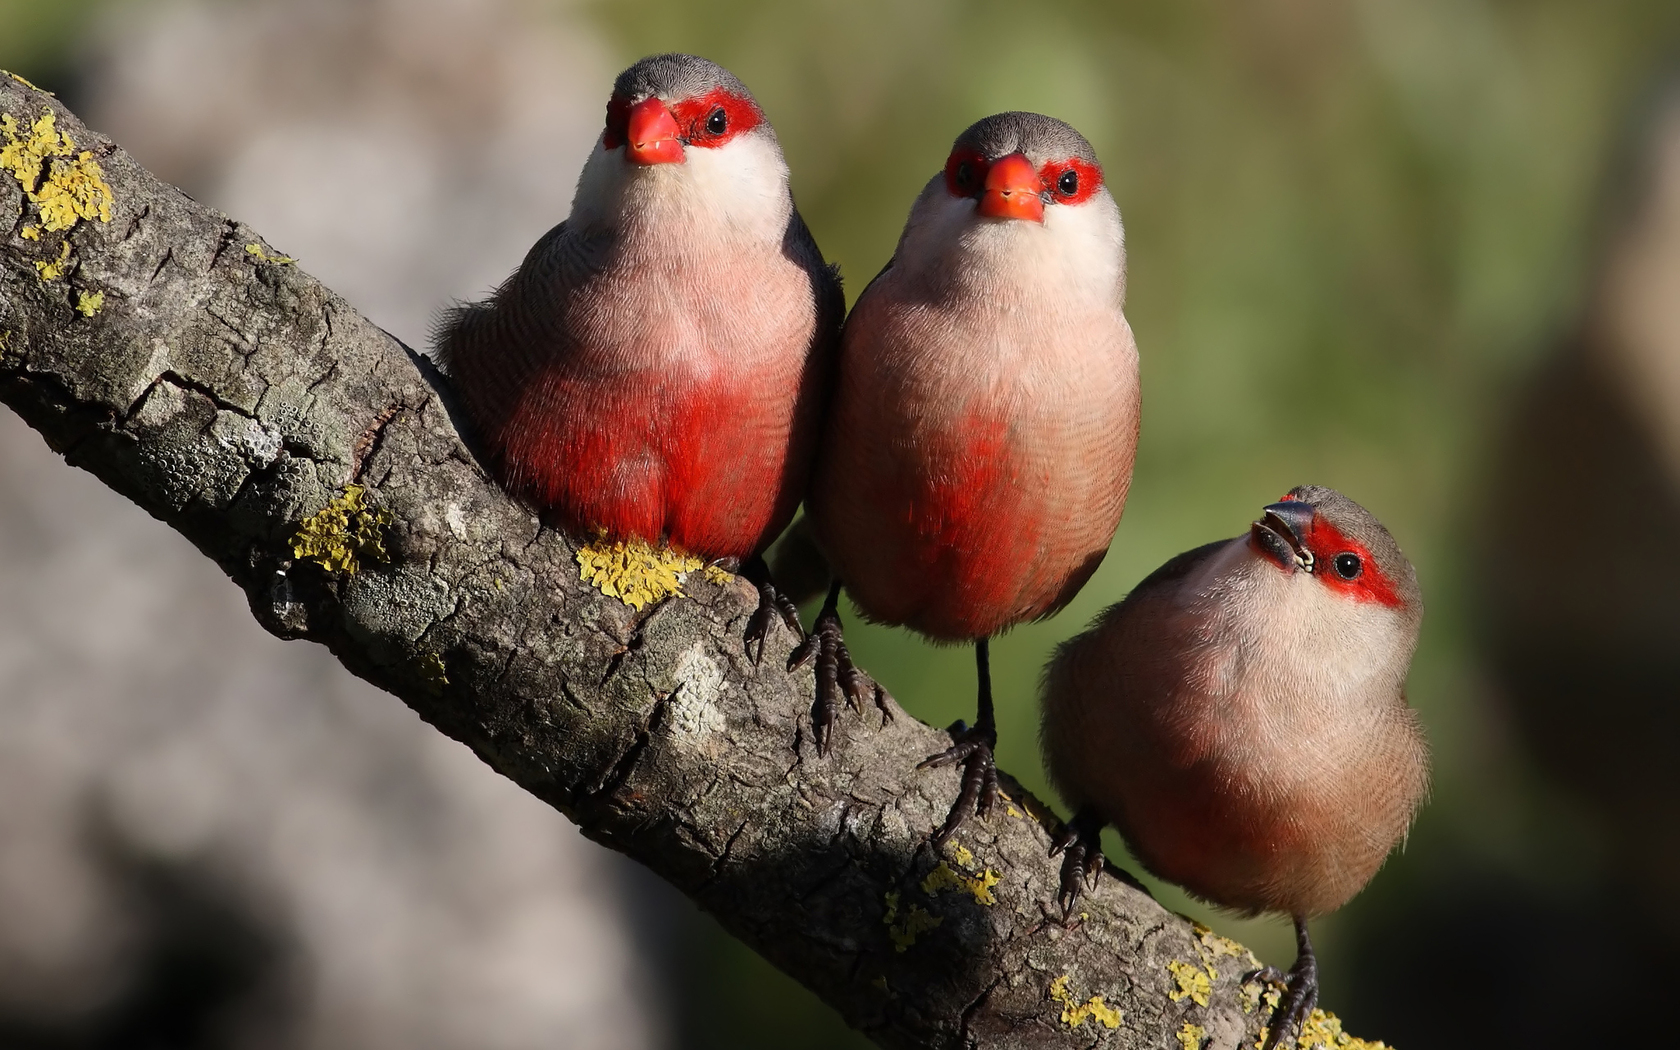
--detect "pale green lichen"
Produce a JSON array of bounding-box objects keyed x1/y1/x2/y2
[
  {"x1": 882, "y1": 890, "x2": 941, "y2": 952},
  {"x1": 419, "y1": 652, "x2": 449, "y2": 692},
  {"x1": 291, "y1": 485, "x2": 393, "y2": 575},
  {"x1": 921, "y1": 861, "x2": 1000, "y2": 906},
  {"x1": 74, "y1": 290, "x2": 103, "y2": 316},
  {"x1": 1048, "y1": 974, "x2": 1122, "y2": 1030},
  {"x1": 34, "y1": 239, "x2": 69, "y2": 280},
  {"x1": 1178, "y1": 1021, "x2": 1206, "y2": 1050},
  {"x1": 1167, "y1": 958, "x2": 1212, "y2": 1007},
  {"x1": 1, "y1": 109, "x2": 113, "y2": 231},
  {"x1": 577, "y1": 536, "x2": 706, "y2": 610},
  {"x1": 245, "y1": 242, "x2": 295, "y2": 265}
]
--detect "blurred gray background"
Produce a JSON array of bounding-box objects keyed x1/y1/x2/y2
[{"x1": 4, "y1": 1, "x2": 1680, "y2": 1047}]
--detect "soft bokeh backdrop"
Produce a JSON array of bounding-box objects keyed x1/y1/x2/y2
[{"x1": 5, "y1": 1, "x2": 1680, "y2": 1047}]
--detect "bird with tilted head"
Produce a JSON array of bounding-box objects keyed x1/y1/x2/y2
[
  {"x1": 435, "y1": 53, "x2": 842, "y2": 651},
  {"x1": 800, "y1": 112, "x2": 1140, "y2": 839},
  {"x1": 1040, "y1": 485, "x2": 1429, "y2": 1049}
]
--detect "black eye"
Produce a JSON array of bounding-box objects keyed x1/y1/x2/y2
[
  {"x1": 1057, "y1": 169, "x2": 1078, "y2": 196},
  {"x1": 1334, "y1": 553, "x2": 1362, "y2": 580},
  {"x1": 956, "y1": 160, "x2": 975, "y2": 189},
  {"x1": 706, "y1": 108, "x2": 728, "y2": 135}
]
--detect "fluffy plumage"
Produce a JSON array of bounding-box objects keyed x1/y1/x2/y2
[
  {"x1": 1040, "y1": 485, "x2": 1428, "y2": 918},
  {"x1": 809, "y1": 111, "x2": 1139, "y2": 640},
  {"x1": 436, "y1": 53, "x2": 841, "y2": 561}
]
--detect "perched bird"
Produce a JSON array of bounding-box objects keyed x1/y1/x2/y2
[
  {"x1": 802, "y1": 113, "x2": 1139, "y2": 830},
  {"x1": 436, "y1": 53, "x2": 842, "y2": 650},
  {"x1": 1040, "y1": 486, "x2": 1428, "y2": 1048}
]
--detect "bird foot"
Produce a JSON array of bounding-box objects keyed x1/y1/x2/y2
[
  {"x1": 787, "y1": 599, "x2": 893, "y2": 756},
  {"x1": 1249, "y1": 941, "x2": 1318, "y2": 1050},
  {"x1": 918, "y1": 722, "x2": 999, "y2": 845},
  {"x1": 1048, "y1": 808, "x2": 1107, "y2": 917},
  {"x1": 740, "y1": 557, "x2": 804, "y2": 666}
]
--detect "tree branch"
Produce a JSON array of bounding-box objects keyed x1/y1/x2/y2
[{"x1": 0, "y1": 77, "x2": 1336, "y2": 1050}]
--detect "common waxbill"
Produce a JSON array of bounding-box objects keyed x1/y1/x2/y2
[
  {"x1": 1040, "y1": 485, "x2": 1428, "y2": 1048},
  {"x1": 801, "y1": 112, "x2": 1140, "y2": 831},
  {"x1": 436, "y1": 53, "x2": 841, "y2": 652}
]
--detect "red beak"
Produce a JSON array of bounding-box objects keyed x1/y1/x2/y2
[
  {"x1": 977, "y1": 153, "x2": 1044, "y2": 222},
  {"x1": 626, "y1": 97, "x2": 683, "y2": 165}
]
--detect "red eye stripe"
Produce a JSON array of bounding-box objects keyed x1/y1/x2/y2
[
  {"x1": 1038, "y1": 157, "x2": 1102, "y2": 205},
  {"x1": 1300, "y1": 516, "x2": 1403, "y2": 609},
  {"x1": 602, "y1": 94, "x2": 630, "y2": 149},
  {"x1": 601, "y1": 90, "x2": 762, "y2": 152},
  {"x1": 670, "y1": 88, "x2": 762, "y2": 148},
  {"x1": 944, "y1": 147, "x2": 988, "y2": 197}
]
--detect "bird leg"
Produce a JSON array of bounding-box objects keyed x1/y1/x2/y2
[
  {"x1": 787, "y1": 581, "x2": 893, "y2": 755},
  {"x1": 918, "y1": 638, "x2": 1000, "y2": 845},
  {"x1": 741, "y1": 554, "x2": 804, "y2": 665},
  {"x1": 1250, "y1": 916, "x2": 1319, "y2": 1050},
  {"x1": 1048, "y1": 807, "x2": 1107, "y2": 917}
]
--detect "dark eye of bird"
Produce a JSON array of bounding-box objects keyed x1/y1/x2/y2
[
  {"x1": 1334, "y1": 553, "x2": 1362, "y2": 580},
  {"x1": 957, "y1": 161, "x2": 975, "y2": 189},
  {"x1": 707, "y1": 108, "x2": 728, "y2": 135},
  {"x1": 1058, "y1": 169, "x2": 1078, "y2": 196}
]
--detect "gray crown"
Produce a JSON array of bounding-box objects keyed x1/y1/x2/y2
[
  {"x1": 613, "y1": 53, "x2": 757, "y2": 106},
  {"x1": 953, "y1": 112, "x2": 1100, "y2": 166}
]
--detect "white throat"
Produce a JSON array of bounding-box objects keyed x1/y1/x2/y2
[
  {"x1": 891, "y1": 178, "x2": 1128, "y2": 310},
  {"x1": 567, "y1": 131, "x2": 793, "y2": 253}
]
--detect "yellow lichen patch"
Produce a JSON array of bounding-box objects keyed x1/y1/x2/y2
[
  {"x1": 882, "y1": 891, "x2": 942, "y2": 952},
  {"x1": 1178, "y1": 1021, "x2": 1206, "y2": 1050},
  {"x1": 945, "y1": 842, "x2": 975, "y2": 868},
  {"x1": 1048, "y1": 974, "x2": 1122, "y2": 1030},
  {"x1": 419, "y1": 652, "x2": 449, "y2": 692},
  {"x1": 921, "y1": 861, "x2": 1000, "y2": 906},
  {"x1": 35, "y1": 239, "x2": 70, "y2": 280},
  {"x1": 291, "y1": 484, "x2": 394, "y2": 576},
  {"x1": 576, "y1": 536, "x2": 704, "y2": 610},
  {"x1": 1167, "y1": 959, "x2": 1212, "y2": 1007},
  {"x1": 245, "y1": 243, "x2": 295, "y2": 265},
  {"x1": 1240, "y1": 975, "x2": 1281, "y2": 1016},
  {"x1": 74, "y1": 290, "x2": 103, "y2": 316},
  {"x1": 20, "y1": 223, "x2": 38, "y2": 240},
  {"x1": 1, "y1": 109, "x2": 113, "y2": 231},
  {"x1": 1193, "y1": 922, "x2": 1252, "y2": 966},
  {"x1": 4, "y1": 70, "x2": 50, "y2": 93},
  {"x1": 701, "y1": 563, "x2": 732, "y2": 585},
  {"x1": 1296, "y1": 1009, "x2": 1390, "y2": 1050}
]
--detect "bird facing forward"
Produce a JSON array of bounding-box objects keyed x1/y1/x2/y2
[
  {"x1": 803, "y1": 112, "x2": 1140, "y2": 836},
  {"x1": 1040, "y1": 485, "x2": 1429, "y2": 1048},
  {"x1": 436, "y1": 53, "x2": 841, "y2": 648}
]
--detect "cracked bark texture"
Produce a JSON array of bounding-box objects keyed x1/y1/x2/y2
[{"x1": 0, "y1": 78, "x2": 1290, "y2": 1050}]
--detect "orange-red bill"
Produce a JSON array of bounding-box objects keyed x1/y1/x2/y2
[
  {"x1": 626, "y1": 96, "x2": 683, "y2": 165},
  {"x1": 977, "y1": 153, "x2": 1044, "y2": 221}
]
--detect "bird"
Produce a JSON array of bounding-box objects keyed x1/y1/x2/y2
[
  {"x1": 1039, "y1": 485, "x2": 1429, "y2": 1049},
  {"x1": 434, "y1": 53, "x2": 842, "y2": 654},
  {"x1": 801, "y1": 112, "x2": 1140, "y2": 832}
]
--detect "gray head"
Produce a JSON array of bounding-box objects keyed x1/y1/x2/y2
[
  {"x1": 612, "y1": 53, "x2": 756, "y2": 108},
  {"x1": 942, "y1": 112, "x2": 1106, "y2": 220},
  {"x1": 1249, "y1": 484, "x2": 1422, "y2": 618},
  {"x1": 601, "y1": 54, "x2": 776, "y2": 162}
]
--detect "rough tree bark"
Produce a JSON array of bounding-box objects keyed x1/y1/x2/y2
[{"x1": 0, "y1": 77, "x2": 1380, "y2": 1050}]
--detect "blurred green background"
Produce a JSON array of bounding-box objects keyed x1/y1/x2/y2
[{"x1": 7, "y1": 1, "x2": 1680, "y2": 1047}]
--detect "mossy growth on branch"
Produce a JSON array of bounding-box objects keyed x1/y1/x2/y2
[{"x1": 291, "y1": 484, "x2": 393, "y2": 576}]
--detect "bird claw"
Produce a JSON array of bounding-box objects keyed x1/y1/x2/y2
[
  {"x1": 788, "y1": 601, "x2": 892, "y2": 756},
  {"x1": 1249, "y1": 924, "x2": 1319, "y2": 1050},
  {"x1": 740, "y1": 555, "x2": 805, "y2": 666},
  {"x1": 1047, "y1": 808, "x2": 1106, "y2": 917},
  {"x1": 919, "y1": 722, "x2": 999, "y2": 845}
]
